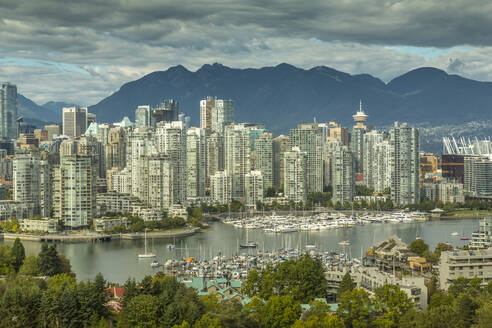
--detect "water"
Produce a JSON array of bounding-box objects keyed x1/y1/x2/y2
[{"x1": 0, "y1": 219, "x2": 478, "y2": 283}]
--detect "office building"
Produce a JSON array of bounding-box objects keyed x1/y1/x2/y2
[
  {"x1": 245, "y1": 170, "x2": 264, "y2": 208},
  {"x1": 224, "y1": 124, "x2": 251, "y2": 199},
  {"x1": 284, "y1": 147, "x2": 307, "y2": 203},
  {"x1": 186, "y1": 127, "x2": 207, "y2": 199},
  {"x1": 290, "y1": 123, "x2": 323, "y2": 193},
  {"x1": 211, "y1": 171, "x2": 232, "y2": 204},
  {"x1": 328, "y1": 121, "x2": 349, "y2": 146},
  {"x1": 439, "y1": 181, "x2": 465, "y2": 204},
  {"x1": 135, "y1": 105, "x2": 152, "y2": 127},
  {"x1": 200, "y1": 97, "x2": 234, "y2": 134},
  {"x1": 273, "y1": 135, "x2": 290, "y2": 190},
  {"x1": 152, "y1": 99, "x2": 179, "y2": 124},
  {"x1": 390, "y1": 122, "x2": 420, "y2": 205},
  {"x1": 13, "y1": 157, "x2": 51, "y2": 217},
  {"x1": 45, "y1": 124, "x2": 61, "y2": 141},
  {"x1": 254, "y1": 132, "x2": 273, "y2": 190},
  {"x1": 441, "y1": 154, "x2": 465, "y2": 184},
  {"x1": 350, "y1": 101, "x2": 368, "y2": 174},
  {"x1": 0, "y1": 83, "x2": 18, "y2": 139},
  {"x1": 62, "y1": 107, "x2": 88, "y2": 137},
  {"x1": 53, "y1": 155, "x2": 97, "y2": 229}
]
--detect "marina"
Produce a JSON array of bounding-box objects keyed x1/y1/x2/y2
[
  {"x1": 0, "y1": 219, "x2": 479, "y2": 283},
  {"x1": 223, "y1": 211, "x2": 429, "y2": 232}
]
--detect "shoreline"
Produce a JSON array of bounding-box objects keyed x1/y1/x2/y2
[{"x1": 0, "y1": 227, "x2": 201, "y2": 243}]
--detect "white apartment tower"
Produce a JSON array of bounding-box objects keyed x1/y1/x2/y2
[
  {"x1": 53, "y1": 155, "x2": 97, "y2": 229},
  {"x1": 290, "y1": 123, "x2": 323, "y2": 193},
  {"x1": 211, "y1": 171, "x2": 232, "y2": 204},
  {"x1": 245, "y1": 170, "x2": 264, "y2": 208},
  {"x1": 330, "y1": 140, "x2": 354, "y2": 204},
  {"x1": 224, "y1": 124, "x2": 251, "y2": 200},
  {"x1": 284, "y1": 147, "x2": 308, "y2": 203},
  {"x1": 13, "y1": 157, "x2": 51, "y2": 217},
  {"x1": 390, "y1": 122, "x2": 420, "y2": 205},
  {"x1": 254, "y1": 132, "x2": 274, "y2": 190},
  {"x1": 156, "y1": 121, "x2": 187, "y2": 204},
  {"x1": 186, "y1": 127, "x2": 207, "y2": 199}
]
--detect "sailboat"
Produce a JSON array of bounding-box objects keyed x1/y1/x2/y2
[
  {"x1": 240, "y1": 228, "x2": 257, "y2": 248},
  {"x1": 138, "y1": 229, "x2": 156, "y2": 258}
]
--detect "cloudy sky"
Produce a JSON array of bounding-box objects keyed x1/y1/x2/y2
[{"x1": 1, "y1": 0, "x2": 492, "y2": 106}]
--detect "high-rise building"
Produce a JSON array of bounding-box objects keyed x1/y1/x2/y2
[
  {"x1": 290, "y1": 123, "x2": 323, "y2": 193},
  {"x1": 273, "y1": 135, "x2": 290, "y2": 190},
  {"x1": 330, "y1": 140, "x2": 354, "y2": 204},
  {"x1": 211, "y1": 171, "x2": 232, "y2": 204},
  {"x1": 200, "y1": 97, "x2": 234, "y2": 134},
  {"x1": 373, "y1": 140, "x2": 393, "y2": 193},
  {"x1": 464, "y1": 156, "x2": 492, "y2": 196},
  {"x1": 328, "y1": 121, "x2": 349, "y2": 146},
  {"x1": 284, "y1": 147, "x2": 307, "y2": 203},
  {"x1": 186, "y1": 127, "x2": 207, "y2": 199},
  {"x1": 135, "y1": 105, "x2": 152, "y2": 127},
  {"x1": 224, "y1": 124, "x2": 251, "y2": 199},
  {"x1": 139, "y1": 155, "x2": 173, "y2": 210},
  {"x1": 254, "y1": 132, "x2": 273, "y2": 190},
  {"x1": 156, "y1": 121, "x2": 187, "y2": 204},
  {"x1": 350, "y1": 101, "x2": 369, "y2": 174},
  {"x1": 126, "y1": 128, "x2": 156, "y2": 198},
  {"x1": 62, "y1": 107, "x2": 88, "y2": 137},
  {"x1": 152, "y1": 100, "x2": 179, "y2": 124},
  {"x1": 0, "y1": 83, "x2": 18, "y2": 139},
  {"x1": 206, "y1": 132, "x2": 224, "y2": 189},
  {"x1": 106, "y1": 127, "x2": 126, "y2": 171},
  {"x1": 245, "y1": 170, "x2": 264, "y2": 208},
  {"x1": 390, "y1": 122, "x2": 420, "y2": 205},
  {"x1": 53, "y1": 155, "x2": 97, "y2": 229},
  {"x1": 13, "y1": 157, "x2": 51, "y2": 217},
  {"x1": 44, "y1": 124, "x2": 61, "y2": 141},
  {"x1": 363, "y1": 130, "x2": 385, "y2": 190}
]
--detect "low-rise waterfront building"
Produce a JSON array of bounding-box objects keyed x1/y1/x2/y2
[
  {"x1": 352, "y1": 266, "x2": 428, "y2": 310},
  {"x1": 96, "y1": 191, "x2": 141, "y2": 215},
  {"x1": 20, "y1": 218, "x2": 58, "y2": 233},
  {"x1": 470, "y1": 216, "x2": 492, "y2": 248},
  {"x1": 439, "y1": 248, "x2": 492, "y2": 290},
  {"x1": 93, "y1": 217, "x2": 129, "y2": 232}
]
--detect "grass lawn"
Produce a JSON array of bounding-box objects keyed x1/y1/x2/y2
[{"x1": 447, "y1": 209, "x2": 492, "y2": 215}]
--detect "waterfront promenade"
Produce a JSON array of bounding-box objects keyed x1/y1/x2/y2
[{"x1": 0, "y1": 227, "x2": 200, "y2": 243}]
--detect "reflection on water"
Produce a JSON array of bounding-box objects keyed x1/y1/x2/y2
[{"x1": 0, "y1": 219, "x2": 478, "y2": 283}]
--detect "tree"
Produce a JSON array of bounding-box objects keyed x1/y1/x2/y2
[
  {"x1": 11, "y1": 238, "x2": 25, "y2": 272},
  {"x1": 408, "y1": 239, "x2": 429, "y2": 257},
  {"x1": 260, "y1": 295, "x2": 301, "y2": 328},
  {"x1": 194, "y1": 314, "x2": 223, "y2": 328},
  {"x1": 337, "y1": 289, "x2": 373, "y2": 328},
  {"x1": 124, "y1": 294, "x2": 160, "y2": 328},
  {"x1": 373, "y1": 284, "x2": 415, "y2": 328},
  {"x1": 337, "y1": 273, "x2": 355, "y2": 301},
  {"x1": 19, "y1": 255, "x2": 40, "y2": 276},
  {"x1": 0, "y1": 281, "x2": 42, "y2": 328},
  {"x1": 38, "y1": 244, "x2": 63, "y2": 276},
  {"x1": 474, "y1": 301, "x2": 492, "y2": 328},
  {"x1": 455, "y1": 293, "x2": 480, "y2": 327}
]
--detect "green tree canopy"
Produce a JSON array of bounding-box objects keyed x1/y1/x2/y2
[
  {"x1": 337, "y1": 273, "x2": 355, "y2": 301},
  {"x1": 11, "y1": 238, "x2": 25, "y2": 272}
]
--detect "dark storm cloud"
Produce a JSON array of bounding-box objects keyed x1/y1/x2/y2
[
  {"x1": 2, "y1": 0, "x2": 492, "y2": 105},
  {"x1": 2, "y1": 0, "x2": 492, "y2": 49}
]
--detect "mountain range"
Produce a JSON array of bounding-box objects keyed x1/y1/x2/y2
[{"x1": 19, "y1": 63, "x2": 492, "y2": 133}]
